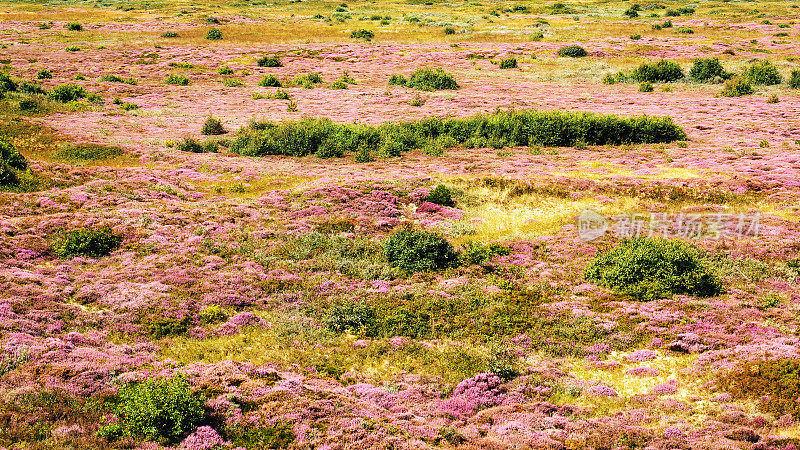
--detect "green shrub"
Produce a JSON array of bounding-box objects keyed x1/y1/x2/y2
[
  {"x1": 18, "y1": 81, "x2": 45, "y2": 95},
  {"x1": 444, "y1": 27, "x2": 455, "y2": 34},
  {"x1": 48, "y1": 84, "x2": 87, "y2": 102},
  {"x1": 161, "y1": 31, "x2": 179, "y2": 37},
  {"x1": 65, "y1": 46, "x2": 80, "y2": 52},
  {"x1": 99, "y1": 74, "x2": 137, "y2": 85},
  {"x1": 721, "y1": 359, "x2": 800, "y2": 417},
  {"x1": 54, "y1": 143, "x2": 123, "y2": 163},
  {"x1": 388, "y1": 74, "x2": 407, "y2": 86},
  {"x1": 222, "y1": 78, "x2": 244, "y2": 87},
  {"x1": 217, "y1": 65, "x2": 234, "y2": 75},
  {"x1": 405, "y1": 67, "x2": 458, "y2": 91},
  {"x1": 721, "y1": 77, "x2": 754, "y2": 97},
  {"x1": 690, "y1": 57, "x2": 731, "y2": 82},
  {"x1": 226, "y1": 423, "x2": 295, "y2": 449},
  {"x1": 110, "y1": 376, "x2": 205, "y2": 445},
  {"x1": 499, "y1": 58, "x2": 517, "y2": 69},
  {"x1": 66, "y1": 22, "x2": 82, "y2": 31},
  {"x1": 18, "y1": 98, "x2": 40, "y2": 111},
  {"x1": 165, "y1": 73, "x2": 190, "y2": 85},
  {"x1": 36, "y1": 69, "x2": 52, "y2": 79},
  {"x1": 326, "y1": 302, "x2": 377, "y2": 334},
  {"x1": 201, "y1": 116, "x2": 227, "y2": 135},
  {"x1": 176, "y1": 137, "x2": 204, "y2": 153},
  {"x1": 205, "y1": 28, "x2": 223, "y2": 40},
  {"x1": 330, "y1": 80, "x2": 348, "y2": 90},
  {"x1": 789, "y1": 70, "x2": 800, "y2": 89},
  {"x1": 638, "y1": 81, "x2": 653, "y2": 92},
  {"x1": 258, "y1": 74, "x2": 282, "y2": 87},
  {"x1": 52, "y1": 226, "x2": 123, "y2": 258},
  {"x1": 350, "y1": 29, "x2": 375, "y2": 40},
  {"x1": 676, "y1": 27, "x2": 693, "y2": 34},
  {"x1": 257, "y1": 56, "x2": 282, "y2": 67},
  {"x1": 556, "y1": 45, "x2": 588, "y2": 57},
  {"x1": 198, "y1": 305, "x2": 227, "y2": 324},
  {"x1": 630, "y1": 60, "x2": 684, "y2": 82},
  {"x1": 0, "y1": 73, "x2": 17, "y2": 93},
  {"x1": 0, "y1": 139, "x2": 28, "y2": 171},
  {"x1": 425, "y1": 184, "x2": 454, "y2": 206},
  {"x1": 743, "y1": 60, "x2": 782, "y2": 85},
  {"x1": 460, "y1": 241, "x2": 509, "y2": 265},
  {"x1": 584, "y1": 238, "x2": 723, "y2": 301},
  {"x1": 384, "y1": 228, "x2": 458, "y2": 272},
  {"x1": 624, "y1": 7, "x2": 639, "y2": 17}
]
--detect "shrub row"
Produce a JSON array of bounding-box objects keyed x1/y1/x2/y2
[{"x1": 229, "y1": 108, "x2": 686, "y2": 158}]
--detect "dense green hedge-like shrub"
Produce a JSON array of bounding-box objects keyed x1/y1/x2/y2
[
  {"x1": 499, "y1": 58, "x2": 517, "y2": 69},
  {"x1": 721, "y1": 359, "x2": 800, "y2": 417},
  {"x1": 384, "y1": 228, "x2": 458, "y2": 272},
  {"x1": 444, "y1": 27, "x2": 456, "y2": 34},
  {"x1": 105, "y1": 376, "x2": 206, "y2": 445},
  {"x1": 205, "y1": 28, "x2": 223, "y2": 40},
  {"x1": 229, "y1": 109, "x2": 686, "y2": 158},
  {"x1": 350, "y1": 29, "x2": 375, "y2": 40},
  {"x1": 638, "y1": 81, "x2": 653, "y2": 92},
  {"x1": 690, "y1": 57, "x2": 732, "y2": 82},
  {"x1": 257, "y1": 55, "x2": 282, "y2": 67},
  {"x1": 388, "y1": 74, "x2": 407, "y2": 86},
  {"x1": 165, "y1": 73, "x2": 190, "y2": 85},
  {"x1": 54, "y1": 143, "x2": 123, "y2": 164},
  {"x1": 556, "y1": 45, "x2": 588, "y2": 57},
  {"x1": 52, "y1": 226, "x2": 123, "y2": 258},
  {"x1": 66, "y1": 22, "x2": 82, "y2": 31},
  {"x1": 36, "y1": 69, "x2": 52, "y2": 79},
  {"x1": 258, "y1": 74, "x2": 282, "y2": 87},
  {"x1": 161, "y1": 31, "x2": 179, "y2": 37},
  {"x1": 789, "y1": 70, "x2": 800, "y2": 89},
  {"x1": 721, "y1": 77, "x2": 754, "y2": 97},
  {"x1": 0, "y1": 139, "x2": 28, "y2": 186},
  {"x1": 742, "y1": 60, "x2": 782, "y2": 85},
  {"x1": 99, "y1": 74, "x2": 137, "y2": 85},
  {"x1": 405, "y1": 67, "x2": 458, "y2": 91},
  {"x1": 0, "y1": 73, "x2": 17, "y2": 93},
  {"x1": 425, "y1": 184, "x2": 454, "y2": 206},
  {"x1": 48, "y1": 84, "x2": 87, "y2": 102},
  {"x1": 201, "y1": 116, "x2": 227, "y2": 135},
  {"x1": 630, "y1": 60, "x2": 684, "y2": 82},
  {"x1": 584, "y1": 238, "x2": 723, "y2": 301}
]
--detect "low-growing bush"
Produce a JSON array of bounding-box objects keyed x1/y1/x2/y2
[
  {"x1": 228, "y1": 108, "x2": 686, "y2": 158},
  {"x1": 721, "y1": 77, "x2": 754, "y2": 97},
  {"x1": 52, "y1": 226, "x2": 123, "y2": 258},
  {"x1": 388, "y1": 74, "x2": 407, "y2": 86},
  {"x1": 258, "y1": 74, "x2": 282, "y2": 87},
  {"x1": 690, "y1": 57, "x2": 732, "y2": 82},
  {"x1": 0, "y1": 139, "x2": 27, "y2": 186},
  {"x1": 460, "y1": 241, "x2": 509, "y2": 265},
  {"x1": 176, "y1": 137, "x2": 206, "y2": 153},
  {"x1": 201, "y1": 116, "x2": 227, "y2": 135},
  {"x1": 36, "y1": 69, "x2": 52, "y2": 79},
  {"x1": 384, "y1": 228, "x2": 459, "y2": 272},
  {"x1": 205, "y1": 28, "x2": 223, "y2": 40},
  {"x1": 54, "y1": 143, "x2": 124, "y2": 163},
  {"x1": 350, "y1": 29, "x2": 375, "y2": 40},
  {"x1": 584, "y1": 238, "x2": 723, "y2": 301},
  {"x1": 218, "y1": 65, "x2": 234, "y2": 75},
  {"x1": 165, "y1": 73, "x2": 190, "y2": 85},
  {"x1": 161, "y1": 31, "x2": 179, "y2": 37},
  {"x1": 499, "y1": 58, "x2": 517, "y2": 69},
  {"x1": 630, "y1": 60, "x2": 684, "y2": 82},
  {"x1": 103, "y1": 376, "x2": 206, "y2": 445},
  {"x1": 65, "y1": 46, "x2": 80, "y2": 52},
  {"x1": 789, "y1": 69, "x2": 800, "y2": 89},
  {"x1": 404, "y1": 67, "x2": 458, "y2": 91},
  {"x1": 66, "y1": 22, "x2": 82, "y2": 31},
  {"x1": 556, "y1": 45, "x2": 588, "y2": 57},
  {"x1": 99, "y1": 74, "x2": 137, "y2": 85},
  {"x1": 742, "y1": 60, "x2": 782, "y2": 85},
  {"x1": 425, "y1": 184, "x2": 454, "y2": 206},
  {"x1": 222, "y1": 78, "x2": 243, "y2": 87},
  {"x1": 48, "y1": 84, "x2": 87, "y2": 102},
  {"x1": 226, "y1": 423, "x2": 295, "y2": 449},
  {"x1": 257, "y1": 55, "x2": 282, "y2": 67},
  {"x1": 444, "y1": 27, "x2": 455, "y2": 34},
  {"x1": 638, "y1": 81, "x2": 653, "y2": 92},
  {"x1": 0, "y1": 73, "x2": 17, "y2": 93},
  {"x1": 326, "y1": 302, "x2": 377, "y2": 334},
  {"x1": 18, "y1": 81, "x2": 45, "y2": 95}
]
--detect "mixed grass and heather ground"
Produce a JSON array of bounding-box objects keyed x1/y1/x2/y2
[{"x1": 1, "y1": 0, "x2": 800, "y2": 448}]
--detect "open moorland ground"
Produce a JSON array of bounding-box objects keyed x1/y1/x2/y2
[{"x1": 1, "y1": 0, "x2": 800, "y2": 448}]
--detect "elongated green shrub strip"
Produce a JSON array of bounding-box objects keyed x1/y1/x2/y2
[{"x1": 230, "y1": 109, "x2": 686, "y2": 158}]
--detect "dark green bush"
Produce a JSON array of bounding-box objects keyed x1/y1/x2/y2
[
  {"x1": 460, "y1": 241, "x2": 509, "y2": 265},
  {"x1": 66, "y1": 22, "x2": 82, "y2": 31},
  {"x1": 257, "y1": 56, "x2": 282, "y2": 67},
  {"x1": 176, "y1": 137, "x2": 205, "y2": 153},
  {"x1": 499, "y1": 58, "x2": 517, "y2": 69},
  {"x1": 205, "y1": 28, "x2": 223, "y2": 40},
  {"x1": 350, "y1": 29, "x2": 375, "y2": 40},
  {"x1": 48, "y1": 84, "x2": 87, "y2": 102},
  {"x1": 109, "y1": 376, "x2": 205, "y2": 445},
  {"x1": 165, "y1": 73, "x2": 190, "y2": 85},
  {"x1": 0, "y1": 73, "x2": 17, "y2": 93},
  {"x1": 52, "y1": 226, "x2": 123, "y2": 258},
  {"x1": 326, "y1": 302, "x2": 377, "y2": 334},
  {"x1": 690, "y1": 57, "x2": 732, "y2": 82},
  {"x1": 388, "y1": 74, "x2": 407, "y2": 86},
  {"x1": 161, "y1": 31, "x2": 179, "y2": 37},
  {"x1": 36, "y1": 69, "x2": 52, "y2": 79},
  {"x1": 229, "y1": 109, "x2": 686, "y2": 158},
  {"x1": 444, "y1": 27, "x2": 455, "y2": 34},
  {"x1": 585, "y1": 238, "x2": 723, "y2": 301},
  {"x1": 638, "y1": 81, "x2": 653, "y2": 92},
  {"x1": 722, "y1": 359, "x2": 800, "y2": 417},
  {"x1": 201, "y1": 116, "x2": 227, "y2": 135},
  {"x1": 405, "y1": 67, "x2": 458, "y2": 91},
  {"x1": 425, "y1": 184, "x2": 454, "y2": 206},
  {"x1": 0, "y1": 139, "x2": 28, "y2": 171},
  {"x1": 742, "y1": 60, "x2": 782, "y2": 85},
  {"x1": 99, "y1": 74, "x2": 137, "y2": 85},
  {"x1": 630, "y1": 60, "x2": 684, "y2": 82},
  {"x1": 721, "y1": 77, "x2": 754, "y2": 97},
  {"x1": 18, "y1": 81, "x2": 45, "y2": 95},
  {"x1": 258, "y1": 74, "x2": 282, "y2": 87},
  {"x1": 54, "y1": 143, "x2": 123, "y2": 163},
  {"x1": 624, "y1": 7, "x2": 639, "y2": 17},
  {"x1": 384, "y1": 228, "x2": 458, "y2": 272},
  {"x1": 556, "y1": 45, "x2": 588, "y2": 57},
  {"x1": 789, "y1": 70, "x2": 800, "y2": 89}
]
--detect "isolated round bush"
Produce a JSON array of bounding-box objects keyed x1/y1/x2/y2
[
  {"x1": 425, "y1": 184, "x2": 454, "y2": 207},
  {"x1": 205, "y1": 28, "x2": 223, "y2": 40},
  {"x1": 0, "y1": 139, "x2": 28, "y2": 171},
  {"x1": 743, "y1": 60, "x2": 782, "y2": 85},
  {"x1": 52, "y1": 226, "x2": 123, "y2": 258},
  {"x1": 48, "y1": 84, "x2": 87, "y2": 102},
  {"x1": 499, "y1": 58, "x2": 517, "y2": 69},
  {"x1": 721, "y1": 77, "x2": 754, "y2": 97},
  {"x1": 556, "y1": 45, "x2": 588, "y2": 57},
  {"x1": 631, "y1": 60, "x2": 684, "y2": 82},
  {"x1": 584, "y1": 238, "x2": 723, "y2": 301},
  {"x1": 350, "y1": 29, "x2": 375, "y2": 40},
  {"x1": 385, "y1": 228, "x2": 458, "y2": 272},
  {"x1": 405, "y1": 67, "x2": 458, "y2": 91},
  {"x1": 257, "y1": 55, "x2": 281, "y2": 67},
  {"x1": 789, "y1": 70, "x2": 800, "y2": 89},
  {"x1": 690, "y1": 57, "x2": 731, "y2": 82},
  {"x1": 66, "y1": 22, "x2": 82, "y2": 31},
  {"x1": 201, "y1": 116, "x2": 227, "y2": 135}
]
